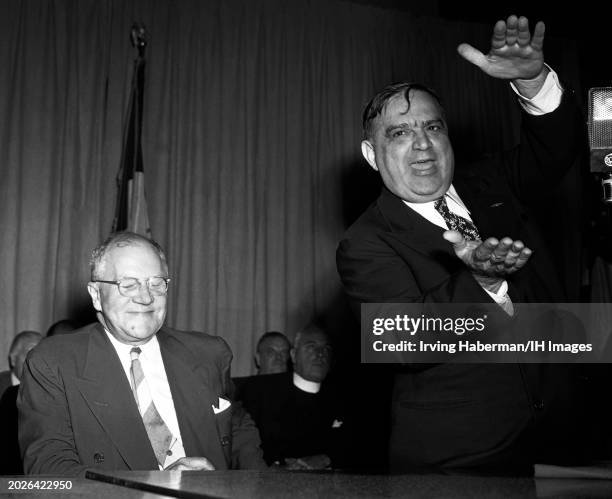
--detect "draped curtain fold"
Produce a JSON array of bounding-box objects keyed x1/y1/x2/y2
[{"x1": 0, "y1": 0, "x2": 582, "y2": 375}]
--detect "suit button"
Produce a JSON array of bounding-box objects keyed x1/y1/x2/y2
[
  {"x1": 533, "y1": 400, "x2": 544, "y2": 410},
  {"x1": 94, "y1": 453, "x2": 104, "y2": 464},
  {"x1": 221, "y1": 436, "x2": 230, "y2": 446}
]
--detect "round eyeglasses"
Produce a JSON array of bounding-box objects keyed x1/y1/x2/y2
[{"x1": 92, "y1": 276, "x2": 171, "y2": 297}]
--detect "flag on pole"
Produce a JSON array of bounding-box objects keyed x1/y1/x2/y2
[{"x1": 113, "y1": 23, "x2": 151, "y2": 238}]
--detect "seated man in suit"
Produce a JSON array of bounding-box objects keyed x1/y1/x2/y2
[
  {"x1": 18, "y1": 231, "x2": 266, "y2": 475},
  {"x1": 336, "y1": 16, "x2": 586, "y2": 472},
  {"x1": 255, "y1": 331, "x2": 292, "y2": 375},
  {"x1": 0, "y1": 330, "x2": 42, "y2": 474},
  {"x1": 237, "y1": 324, "x2": 352, "y2": 470}
]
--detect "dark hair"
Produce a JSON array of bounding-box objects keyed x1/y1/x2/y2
[
  {"x1": 256, "y1": 331, "x2": 290, "y2": 352},
  {"x1": 362, "y1": 82, "x2": 444, "y2": 140},
  {"x1": 90, "y1": 231, "x2": 168, "y2": 280}
]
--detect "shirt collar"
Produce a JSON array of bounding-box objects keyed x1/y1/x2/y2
[
  {"x1": 403, "y1": 184, "x2": 469, "y2": 213},
  {"x1": 104, "y1": 327, "x2": 159, "y2": 358},
  {"x1": 293, "y1": 372, "x2": 321, "y2": 393}
]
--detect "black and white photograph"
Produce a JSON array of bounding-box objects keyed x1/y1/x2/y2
[{"x1": 1, "y1": 1, "x2": 612, "y2": 497}]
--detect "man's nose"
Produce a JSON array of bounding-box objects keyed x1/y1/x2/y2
[
  {"x1": 314, "y1": 347, "x2": 328, "y2": 359},
  {"x1": 132, "y1": 283, "x2": 154, "y2": 305},
  {"x1": 412, "y1": 128, "x2": 432, "y2": 150}
]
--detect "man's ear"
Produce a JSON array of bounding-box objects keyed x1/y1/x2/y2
[
  {"x1": 87, "y1": 282, "x2": 103, "y2": 312},
  {"x1": 290, "y1": 347, "x2": 296, "y2": 365},
  {"x1": 361, "y1": 139, "x2": 378, "y2": 171}
]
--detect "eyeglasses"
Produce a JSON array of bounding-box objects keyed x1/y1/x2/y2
[{"x1": 92, "y1": 276, "x2": 171, "y2": 297}]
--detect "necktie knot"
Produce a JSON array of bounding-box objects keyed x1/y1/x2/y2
[
  {"x1": 130, "y1": 347, "x2": 142, "y2": 360},
  {"x1": 434, "y1": 195, "x2": 481, "y2": 241}
]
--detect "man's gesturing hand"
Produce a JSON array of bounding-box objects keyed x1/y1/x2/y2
[
  {"x1": 457, "y1": 15, "x2": 545, "y2": 81},
  {"x1": 164, "y1": 456, "x2": 216, "y2": 471},
  {"x1": 443, "y1": 230, "x2": 532, "y2": 292}
]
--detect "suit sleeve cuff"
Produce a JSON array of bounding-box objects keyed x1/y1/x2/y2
[{"x1": 483, "y1": 280, "x2": 514, "y2": 315}]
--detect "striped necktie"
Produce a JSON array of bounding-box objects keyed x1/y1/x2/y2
[
  {"x1": 434, "y1": 196, "x2": 481, "y2": 241},
  {"x1": 130, "y1": 347, "x2": 173, "y2": 467}
]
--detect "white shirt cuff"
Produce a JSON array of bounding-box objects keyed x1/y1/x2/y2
[
  {"x1": 483, "y1": 280, "x2": 514, "y2": 316},
  {"x1": 510, "y1": 65, "x2": 563, "y2": 115}
]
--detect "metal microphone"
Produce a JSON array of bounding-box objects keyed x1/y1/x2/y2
[{"x1": 588, "y1": 87, "x2": 612, "y2": 202}]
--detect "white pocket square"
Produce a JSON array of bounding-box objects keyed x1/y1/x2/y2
[
  {"x1": 332, "y1": 419, "x2": 343, "y2": 428},
  {"x1": 213, "y1": 396, "x2": 231, "y2": 414}
]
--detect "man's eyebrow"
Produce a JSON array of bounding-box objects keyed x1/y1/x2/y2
[
  {"x1": 384, "y1": 119, "x2": 445, "y2": 135},
  {"x1": 423, "y1": 118, "x2": 445, "y2": 126},
  {"x1": 384, "y1": 123, "x2": 412, "y2": 135}
]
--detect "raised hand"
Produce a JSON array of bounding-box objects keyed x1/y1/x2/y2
[{"x1": 457, "y1": 15, "x2": 545, "y2": 84}]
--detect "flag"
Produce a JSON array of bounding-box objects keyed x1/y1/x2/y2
[{"x1": 113, "y1": 23, "x2": 151, "y2": 238}]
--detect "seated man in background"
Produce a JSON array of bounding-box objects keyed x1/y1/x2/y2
[
  {"x1": 255, "y1": 331, "x2": 291, "y2": 375},
  {"x1": 18, "y1": 231, "x2": 266, "y2": 475},
  {"x1": 0, "y1": 330, "x2": 42, "y2": 474},
  {"x1": 237, "y1": 324, "x2": 352, "y2": 470},
  {"x1": 1, "y1": 330, "x2": 42, "y2": 398}
]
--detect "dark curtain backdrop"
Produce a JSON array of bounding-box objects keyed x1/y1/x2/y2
[{"x1": 0, "y1": 0, "x2": 583, "y2": 375}]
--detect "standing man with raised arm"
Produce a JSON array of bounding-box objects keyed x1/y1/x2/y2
[{"x1": 337, "y1": 16, "x2": 585, "y2": 472}]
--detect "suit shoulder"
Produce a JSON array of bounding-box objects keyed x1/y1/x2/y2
[
  {"x1": 160, "y1": 328, "x2": 232, "y2": 363},
  {"x1": 28, "y1": 323, "x2": 98, "y2": 362},
  {"x1": 342, "y1": 200, "x2": 387, "y2": 241}
]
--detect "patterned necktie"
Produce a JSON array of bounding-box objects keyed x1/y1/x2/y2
[
  {"x1": 434, "y1": 196, "x2": 481, "y2": 241},
  {"x1": 130, "y1": 347, "x2": 173, "y2": 467}
]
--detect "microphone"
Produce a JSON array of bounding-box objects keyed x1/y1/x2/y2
[{"x1": 588, "y1": 87, "x2": 612, "y2": 202}]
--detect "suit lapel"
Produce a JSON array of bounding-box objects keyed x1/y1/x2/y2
[
  {"x1": 157, "y1": 329, "x2": 226, "y2": 468},
  {"x1": 377, "y1": 187, "x2": 455, "y2": 258},
  {"x1": 74, "y1": 324, "x2": 157, "y2": 469}
]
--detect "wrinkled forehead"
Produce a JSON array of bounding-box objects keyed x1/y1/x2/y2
[
  {"x1": 297, "y1": 330, "x2": 330, "y2": 349},
  {"x1": 378, "y1": 89, "x2": 443, "y2": 124},
  {"x1": 102, "y1": 242, "x2": 167, "y2": 276}
]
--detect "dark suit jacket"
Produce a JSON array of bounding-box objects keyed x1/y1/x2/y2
[
  {"x1": 0, "y1": 385, "x2": 21, "y2": 474},
  {"x1": 236, "y1": 372, "x2": 352, "y2": 468},
  {"x1": 337, "y1": 93, "x2": 585, "y2": 472},
  {"x1": 18, "y1": 322, "x2": 266, "y2": 475}
]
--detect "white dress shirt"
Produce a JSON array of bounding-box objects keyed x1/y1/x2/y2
[{"x1": 105, "y1": 330, "x2": 186, "y2": 469}]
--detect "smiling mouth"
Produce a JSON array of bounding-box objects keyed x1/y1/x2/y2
[{"x1": 411, "y1": 160, "x2": 436, "y2": 174}]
